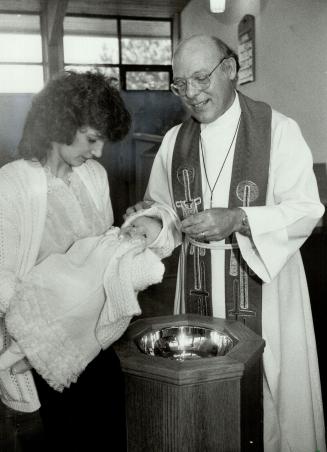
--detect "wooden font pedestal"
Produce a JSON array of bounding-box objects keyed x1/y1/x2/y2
[{"x1": 115, "y1": 314, "x2": 264, "y2": 452}]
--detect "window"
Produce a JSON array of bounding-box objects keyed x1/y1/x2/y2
[
  {"x1": 0, "y1": 14, "x2": 43, "y2": 93},
  {"x1": 121, "y1": 20, "x2": 171, "y2": 65},
  {"x1": 121, "y1": 19, "x2": 171, "y2": 90},
  {"x1": 64, "y1": 16, "x2": 119, "y2": 82},
  {"x1": 125, "y1": 71, "x2": 170, "y2": 91},
  {"x1": 63, "y1": 15, "x2": 173, "y2": 90}
]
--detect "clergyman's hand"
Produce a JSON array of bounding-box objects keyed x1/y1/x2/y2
[
  {"x1": 181, "y1": 207, "x2": 247, "y2": 241},
  {"x1": 124, "y1": 200, "x2": 154, "y2": 220}
]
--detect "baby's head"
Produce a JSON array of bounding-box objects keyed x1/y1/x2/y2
[{"x1": 119, "y1": 216, "x2": 162, "y2": 247}]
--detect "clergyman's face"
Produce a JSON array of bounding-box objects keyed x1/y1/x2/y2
[
  {"x1": 57, "y1": 126, "x2": 105, "y2": 167},
  {"x1": 172, "y1": 38, "x2": 236, "y2": 124}
]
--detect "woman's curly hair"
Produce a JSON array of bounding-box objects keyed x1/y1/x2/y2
[{"x1": 18, "y1": 70, "x2": 131, "y2": 160}]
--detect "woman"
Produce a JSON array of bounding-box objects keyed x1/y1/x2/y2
[{"x1": 0, "y1": 70, "x2": 131, "y2": 451}]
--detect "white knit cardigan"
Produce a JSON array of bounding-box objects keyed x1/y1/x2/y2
[{"x1": 0, "y1": 158, "x2": 112, "y2": 412}]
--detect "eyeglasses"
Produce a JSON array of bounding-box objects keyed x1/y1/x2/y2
[{"x1": 171, "y1": 56, "x2": 226, "y2": 97}]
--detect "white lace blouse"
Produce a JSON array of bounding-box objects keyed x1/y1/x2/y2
[{"x1": 37, "y1": 167, "x2": 109, "y2": 264}]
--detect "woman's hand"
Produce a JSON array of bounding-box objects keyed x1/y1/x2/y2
[
  {"x1": 0, "y1": 340, "x2": 32, "y2": 374},
  {"x1": 11, "y1": 358, "x2": 32, "y2": 375},
  {"x1": 124, "y1": 200, "x2": 154, "y2": 220}
]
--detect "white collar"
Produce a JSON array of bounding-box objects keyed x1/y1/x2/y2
[{"x1": 201, "y1": 91, "x2": 241, "y2": 134}]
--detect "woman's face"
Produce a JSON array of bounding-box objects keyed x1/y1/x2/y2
[{"x1": 57, "y1": 126, "x2": 105, "y2": 167}]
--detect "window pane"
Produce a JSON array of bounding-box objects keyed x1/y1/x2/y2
[
  {"x1": 65, "y1": 65, "x2": 120, "y2": 88},
  {"x1": 121, "y1": 20, "x2": 170, "y2": 38},
  {"x1": 0, "y1": 13, "x2": 40, "y2": 33},
  {"x1": 0, "y1": 34, "x2": 42, "y2": 62},
  {"x1": 126, "y1": 72, "x2": 170, "y2": 90},
  {"x1": 64, "y1": 36, "x2": 119, "y2": 64},
  {"x1": 0, "y1": 65, "x2": 43, "y2": 93},
  {"x1": 64, "y1": 16, "x2": 117, "y2": 37},
  {"x1": 121, "y1": 20, "x2": 171, "y2": 65},
  {"x1": 122, "y1": 38, "x2": 171, "y2": 65}
]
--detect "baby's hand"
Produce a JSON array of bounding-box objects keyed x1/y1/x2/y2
[{"x1": 119, "y1": 226, "x2": 137, "y2": 241}]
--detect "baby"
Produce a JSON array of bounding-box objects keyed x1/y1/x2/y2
[
  {"x1": 0, "y1": 204, "x2": 179, "y2": 391},
  {"x1": 119, "y1": 214, "x2": 162, "y2": 246}
]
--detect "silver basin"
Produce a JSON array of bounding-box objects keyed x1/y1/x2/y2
[{"x1": 136, "y1": 325, "x2": 234, "y2": 361}]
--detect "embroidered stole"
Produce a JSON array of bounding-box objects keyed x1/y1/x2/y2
[{"x1": 171, "y1": 93, "x2": 271, "y2": 335}]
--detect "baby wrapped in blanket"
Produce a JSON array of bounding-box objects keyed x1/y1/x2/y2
[{"x1": 0, "y1": 204, "x2": 178, "y2": 391}]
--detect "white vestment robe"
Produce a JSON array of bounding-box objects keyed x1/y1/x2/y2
[{"x1": 145, "y1": 93, "x2": 326, "y2": 452}]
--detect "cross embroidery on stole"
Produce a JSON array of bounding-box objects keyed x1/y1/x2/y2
[
  {"x1": 174, "y1": 165, "x2": 212, "y2": 316},
  {"x1": 175, "y1": 167, "x2": 201, "y2": 218},
  {"x1": 228, "y1": 181, "x2": 258, "y2": 322}
]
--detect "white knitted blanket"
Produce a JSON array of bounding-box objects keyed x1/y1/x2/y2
[{"x1": 1, "y1": 228, "x2": 165, "y2": 391}]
